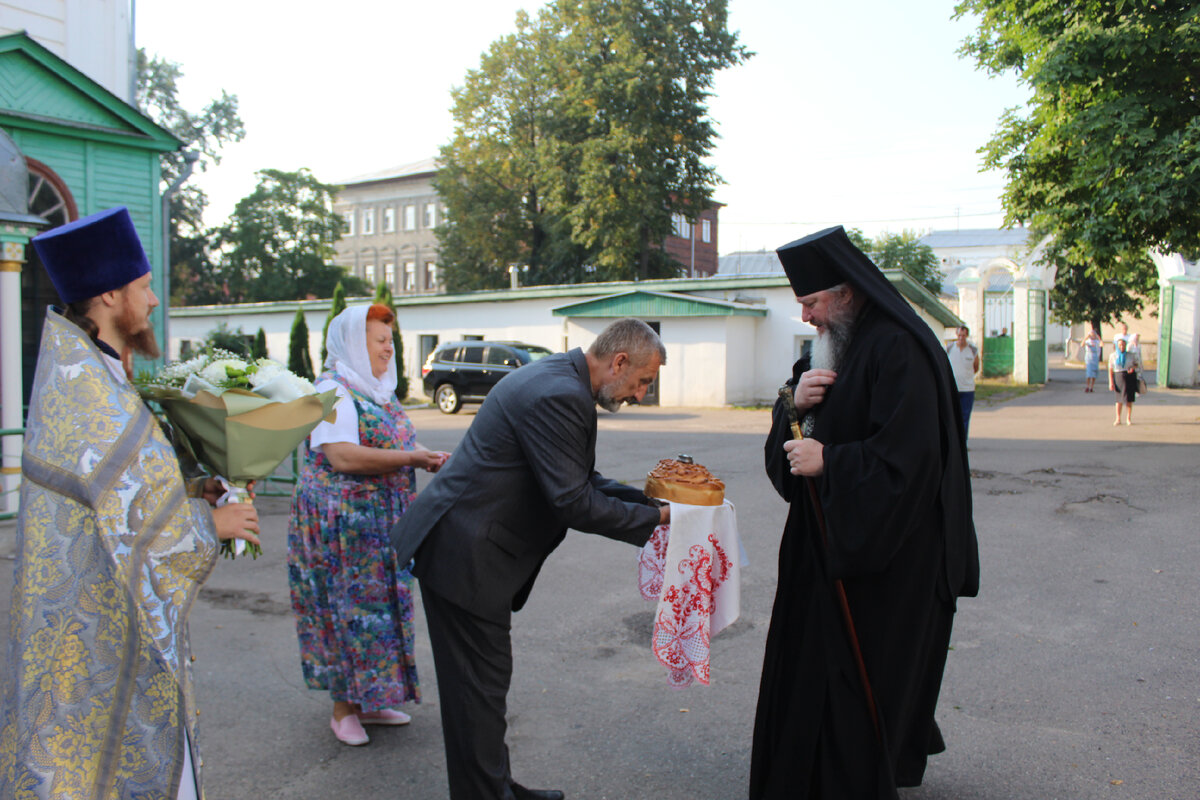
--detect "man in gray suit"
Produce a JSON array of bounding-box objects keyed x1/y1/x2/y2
[{"x1": 391, "y1": 318, "x2": 671, "y2": 800}]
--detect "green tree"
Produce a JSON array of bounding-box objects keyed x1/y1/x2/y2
[
  {"x1": 868, "y1": 230, "x2": 944, "y2": 296},
  {"x1": 321, "y1": 281, "x2": 348, "y2": 367},
  {"x1": 288, "y1": 308, "x2": 315, "y2": 381},
  {"x1": 436, "y1": 12, "x2": 588, "y2": 291},
  {"x1": 251, "y1": 327, "x2": 269, "y2": 359},
  {"x1": 214, "y1": 169, "x2": 370, "y2": 302},
  {"x1": 436, "y1": 0, "x2": 748, "y2": 289},
  {"x1": 136, "y1": 50, "x2": 245, "y2": 305},
  {"x1": 843, "y1": 228, "x2": 944, "y2": 296},
  {"x1": 1049, "y1": 253, "x2": 1158, "y2": 333},
  {"x1": 955, "y1": 1, "x2": 1200, "y2": 274},
  {"x1": 374, "y1": 283, "x2": 409, "y2": 400},
  {"x1": 203, "y1": 322, "x2": 251, "y2": 357}
]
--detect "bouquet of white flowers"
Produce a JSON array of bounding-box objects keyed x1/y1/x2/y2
[{"x1": 137, "y1": 351, "x2": 338, "y2": 557}]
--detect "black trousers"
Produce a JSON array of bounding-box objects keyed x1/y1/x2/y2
[{"x1": 421, "y1": 582, "x2": 519, "y2": 800}]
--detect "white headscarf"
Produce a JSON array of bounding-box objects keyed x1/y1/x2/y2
[{"x1": 323, "y1": 304, "x2": 398, "y2": 405}]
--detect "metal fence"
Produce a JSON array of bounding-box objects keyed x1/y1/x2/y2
[{"x1": 0, "y1": 425, "x2": 303, "y2": 522}]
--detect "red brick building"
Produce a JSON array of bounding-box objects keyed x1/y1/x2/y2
[{"x1": 664, "y1": 203, "x2": 721, "y2": 277}]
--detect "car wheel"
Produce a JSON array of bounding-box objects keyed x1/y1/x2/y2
[{"x1": 435, "y1": 383, "x2": 462, "y2": 414}]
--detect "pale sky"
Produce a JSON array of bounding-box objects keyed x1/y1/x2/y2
[{"x1": 135, "y1": 0, "x2": 1028, "y2": 254}]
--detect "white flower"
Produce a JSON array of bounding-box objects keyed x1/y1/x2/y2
[
  {"x1": 249, "y1": 359, "x2": 286, "y2": 388},
  {"x1": 199, "y1": 358, "x2": 248, "y2": 387}
]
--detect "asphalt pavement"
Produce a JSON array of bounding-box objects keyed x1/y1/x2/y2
[{"x1": 1, "y1": 358, "x2": 1197, "y2": 799}]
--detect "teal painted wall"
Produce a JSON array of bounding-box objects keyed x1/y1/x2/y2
[{"x1": 9, "y1": 126, "x2": 166, "y2": 346}]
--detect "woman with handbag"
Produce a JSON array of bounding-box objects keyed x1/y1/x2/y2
[{"x1": 1108, "y1": 337, "x2": 1142, "y2": 425}]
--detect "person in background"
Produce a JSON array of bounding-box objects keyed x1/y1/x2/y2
[
  {"x1": 945, "y1": 325, "x2": 981, "y2": 436},
  {"x1": 1, "y1": 206, "x2": 259, "y2": 800},
  {"x1": 1113, "y1": 321, "x2": 1132, "y2": 351},
  {"x1": 1108, "y1": 337, "x2": 1141, "y2": 426},
  {"x1": 1082, "y1": 327, "x2": 1103, "y2": 393},
  {"x1": 287, "y1": 304, "x2": 449, "y2": 746}
]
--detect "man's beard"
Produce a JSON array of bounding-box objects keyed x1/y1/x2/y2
[
  {"x1": 810, "y1": 314, "x2": 856, "y2": 371},
  {"x1": 595, "y1": 382, "x2": 623, "y2": 413},
  {"x1": 116, "y1": 302, "x2": 160, "y2": 359}
]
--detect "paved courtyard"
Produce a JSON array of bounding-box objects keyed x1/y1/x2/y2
[{"x1": 2, "y1": 360, "x2": 1197, "y2": 799}]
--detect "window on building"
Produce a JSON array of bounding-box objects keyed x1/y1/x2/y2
[
  {"x1": 383, "y1": 207, "x2": 395, "y2": 233},
  {"x1": 424, "y1": 203, "x2": 437, "y2": 229},
  {"x1": 384, "y1": 262, "x2": 396, "y2": 287},
  {"x1": 365, "y1": 264, "x2": 377, "y2": 284},
  {"x1": 344, "y1": 210, "x2": 355, "y2": 236},
  {"x1": 419, "y1": 334, "x2": 439, "y2": 368},
  {"x1": 425, "y1": 262, "x2": 438, "y2": 290},
  {"x1": 701, "y1": 219, "x2": 712, "y2": 243},
  {"x1": 404, "y1": 205, "x2": 417, "y2": 231},
  {"x1": 672, "y1": 213, "x2": 690, "y2": 239},
  {"x1": 362, "y1": 209, "x2": 375, "y2": 235},
  {"x1": 404, "y1": 261, "x2": 416, "y2": 291}
]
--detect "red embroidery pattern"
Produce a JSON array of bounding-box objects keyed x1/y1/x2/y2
[
  {"x1": 643, "y1": 527, "x2": 732, "y2": 687},
  {"x1": 638, "y1": 524, "x2": 670, "y2": 600}
]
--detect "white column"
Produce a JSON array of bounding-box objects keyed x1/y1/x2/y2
[
  {"x1": 1160, "y1": 275, "x2": 1200, "y2": 387},
  {"x1": 954, "y1": 268, "x2": 983, "y2": 335},
  {"x1": 1012, "y1": 278, "x2": 1031, "y2": 384},
  {"x1": 1, "y1": 233, "x2": 28, "y2": 514},
  {"x1": 1151, "y1": 252, "x2": 1200, "y2": 388}
]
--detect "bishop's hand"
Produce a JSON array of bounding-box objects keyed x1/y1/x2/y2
[
  {"x1": 794, "y1": 369, "x2": 837, "y2": 415},
  {"x1": 784, "y1": 437, "x2": 824, "y2": 477}
]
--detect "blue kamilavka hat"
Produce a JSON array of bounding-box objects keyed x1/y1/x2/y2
[{"x1": 32, "y1": 206, "x2": 152, "y2": 304}]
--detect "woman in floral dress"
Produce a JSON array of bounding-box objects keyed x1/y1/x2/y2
[{"x1": 288, "y1": 303, "x2": 449, "y2": 746}]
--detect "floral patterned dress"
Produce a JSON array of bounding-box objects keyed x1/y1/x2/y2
[{"x1": 287, "y1": 370, "x2": 420, "y2": 711}]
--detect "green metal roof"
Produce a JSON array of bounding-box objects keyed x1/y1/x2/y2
[
  {"x1": 0, "y1": 33, "x2": 179, "y2": 152},
  {"x1": 551, "y1": 289, "x2": 767, "y2": 318}
]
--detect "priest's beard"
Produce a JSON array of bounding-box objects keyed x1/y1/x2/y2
[
  {"x1": 116, "y1": 301, "x2": 161, "y2": 359},
  {"x1": 810, "y1": 314, "x2": 856, "y2": 371}
]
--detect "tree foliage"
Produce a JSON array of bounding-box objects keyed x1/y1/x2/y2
[
  {"x1": 436, "y1": 0, "x2": 749, "y2": 290},
  {"x1": 252, "y1": 327, "x2": 269, "y2": 359},
  {"x1": 374, "y1": 283, "x2": 408, "y2": 400},
  {"x1": 202, "y1": 322, "x2": 251, "y2": 357},
  {"x1": 213, "y1": 169, "x2": 369, "y2": 303},
  {"x1": 845, "y1": 228, "x2": 944, "y2": 296},
  {"x1": 321, "y1": 281, "x2": 348, "y2": 367},
  {"x1": 1048, "y1": 250, "x2": 1158, "y2": 332},
  {"x1": 288, "y1": 308, "x2": 315, "y2": 381},
  {"x1": 136, "y1": 50, "x2": 245, "y2": 305},
  {"x1": 869, "y1": 230, "x2": 944, "y2": 295},
  {"x1": 955, "y1": 1, "x2": 1200, "y2": 271}
]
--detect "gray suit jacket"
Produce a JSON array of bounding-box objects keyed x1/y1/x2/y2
[{"x1": 390, "y1": 348, "x2": 660, "y2": 623}]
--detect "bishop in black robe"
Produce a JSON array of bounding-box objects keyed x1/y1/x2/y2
[{"x1": 749, "y1": 227, "x2": 979, "y2": 799}]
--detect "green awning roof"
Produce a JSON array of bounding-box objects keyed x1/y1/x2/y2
[{"x1": 552, "y1": 290, "x2": 766, "y2": 318}]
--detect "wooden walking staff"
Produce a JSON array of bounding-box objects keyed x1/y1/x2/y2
[{"x1": 778, "y1": 385, "x2": 882, "y2": 741}]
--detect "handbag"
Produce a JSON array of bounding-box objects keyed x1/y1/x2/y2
[{"x1": 1137, "y1": 374, "x2": 1148, "y2": 394}]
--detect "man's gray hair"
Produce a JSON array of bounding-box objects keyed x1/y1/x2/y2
[{"x1": 588, "y1": 317, "x2": 666, "y2": 366}]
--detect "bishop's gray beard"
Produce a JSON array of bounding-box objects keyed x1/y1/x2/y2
[{"x1": 810, "y1": 318, "x2": 855, "y2": 372}]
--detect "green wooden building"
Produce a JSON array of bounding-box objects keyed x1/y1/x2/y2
[{"x1": 0, "y1": 31, "x2": 180, "y2": 403}]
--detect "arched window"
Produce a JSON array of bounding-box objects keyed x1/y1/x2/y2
[
  {"x1": 21, "y1": 159, "x2": 78, "y2": 404},
  {"x1": 25, "y1": 158, "x2": 76, "y2": 227}
]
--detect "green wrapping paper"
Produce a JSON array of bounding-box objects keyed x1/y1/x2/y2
[{"x1": 142, "y1": 386, "x2": 339, "y2": 483}]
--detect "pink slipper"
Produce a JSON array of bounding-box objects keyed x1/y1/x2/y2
[
  {"x1": 331, "y1": 714, "x2": 370, "y2": 745},
  {"x1": 358, "y1": 708, "x2": 411, "y2": 726}
]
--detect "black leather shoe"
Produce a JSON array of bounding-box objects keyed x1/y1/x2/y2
[{"x1": 511, "y1": 783, "x2": 565, "y2": 800}]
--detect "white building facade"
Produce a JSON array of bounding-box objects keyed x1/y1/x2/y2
[
  {"x1": 0, "y1": 0, "x2": 135, "y2": 103},
  {"x1": 169, "y1": 274, "x2": 962, "y2": 407}
]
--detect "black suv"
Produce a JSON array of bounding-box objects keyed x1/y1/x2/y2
[{"x1": 422, "y1": 341, "x2": 554, "y2": 413}]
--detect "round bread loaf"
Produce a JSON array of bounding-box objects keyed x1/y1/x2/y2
[{"x1": 645, "y1": 458, "x2": 725, "y2": 506}]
